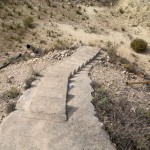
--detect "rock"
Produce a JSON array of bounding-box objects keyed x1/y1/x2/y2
[
  {"x1": 110, "y1": 64, "x2": 114, "y2": 67},
  {"x1": 57, "y1": 57, "x2": 61, "y2": 60},
  {"x1": 65, "y1": 53, "x2": 68, "y2": 57},
  {"x1": 23, "y1": 83, "x2": 27, "y2": 89},
  {"x1": 30, "y1": 53, "x2": 36, "y2": 57},
  {"x1": 115, "y1": 91, "x2": 122, "y2": 95},
  {"x1": 122, "y1": 70, "x2": 126, "y2": 74},
  {"x1": 33, "y1": 58, "x2": 39, "y2": 62},
  {"x1": 61, "y1": 54, "x2": 65, "y2": 58},
  {"x1": 99, "y1": 60, "x2": 103, "y2": 64},
  {"x1": 67, "y1": 51, "x2": 72, "y2": 57},
  {"x1": 106, "y1": 56, "x2": 110, "y2": 62},
  {"x1": 131, "y1": 107, "x2": 136, "y2": 113},
  {"x1": 68, "y1": 83, "x2": 74, "y2": 89},
  {"x1": 131, "y1": 75, "x2": 137, "y2": 79},
  {"x1": 8, "y1": 76, "x2": 14, "y2": 80},
  {"x1": 53, "y1": 54, "x2": 59, "y2": 59}
]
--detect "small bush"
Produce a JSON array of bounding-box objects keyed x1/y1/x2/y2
[
  {"x1": 47, "y1": 0, "x2": 52, "y2": 7},
  {"x1": 26, "y1": 3, "x2": 33, "y2": 9},
  {"x1": 17, "y1": 11, "x2": 22, "y2": 16},
  {"x1": 3, "y1": 87, "x2": 20, "y2": 99},
  {"x1": 123, "y1": 63, "x2": 134, "y2": 72},
  {"x1": 53, "y1": 39, "x2": 72, "y2": 50},
  {"x1": 130, "y1": 39, "x2": 148, "y2": 53},
  {"x1": 107, "y1": 44, "x2": 118, "y2": 63},
  {"x1": 76, "y1": 10, "x2": 82, "y2": 15},
  {"x1": 119, "y1": 8, "x2": 125, "y2": 14},
  {"x1": 90, "y1": 81, "x2": 100, "y2": 89},
  {"x1": 24, "y1": 76, "x2": 36, "y2": 89},
  {"x1": 29, "y1": 65, "x2": 41, "y2": 77},
  {"x1": 23, "y1": 17, "x2": 34, "y2": 28},
  {"x1": 6, "y1": 102, "x2": 16, "y2": 114}
]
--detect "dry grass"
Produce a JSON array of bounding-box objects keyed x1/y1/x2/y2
[
  {"x1": 91, "y1": 82, "x2": 150, "y2": 150},
  {"x1": 2, "y1": 87, "x2": 20, "y2": 99},
  {"x1": 6, "y1": 102, "x2": 16, "y2": 114},
  {"x1": 23, "y1": 16, "x2": 34, "y2": 29},
  {"x1": 52, "y1": 39, "x2": 73, "y2": 50},
  {"x1": 106, "y1": 43, "x2": 146, "y2": 77}
]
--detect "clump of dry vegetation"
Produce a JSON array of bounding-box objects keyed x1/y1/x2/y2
[
  {"x1": 106, "y1": 42, "x2": 146, "y2": 77},
  {"x1": 24, "y1": 76, "x2": 36, "y2": 90},
  {"x1": 23, "y1": 16, "x2": 34, "y2": 29},
  {"x1": 91, "y1": 82, "x2": 150, "y2": 150},
  {"x1": 2, "y1": 87, "x2": 20, "y2": 99},
  {"x1": 23, "y1": 65, "x2": 41, "y2": 90},
  {"x1": 6, "y1": 102, "x2": 16, "y2": 114},
  {"x1": 52, "y1": 39, "x2": 73, "y2": 50}
]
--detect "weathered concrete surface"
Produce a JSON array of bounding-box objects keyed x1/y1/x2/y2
[
  {"x1": 23, "y1": 46, "x2": 100, "y2": 121},
  {"x1": 67, "y1": 66, "x2": 115, "y2": 150},
  {"x1": 0, "y1": 46, "x2": 115, "y2": 150}
]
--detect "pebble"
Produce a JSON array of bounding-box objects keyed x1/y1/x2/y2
[
  {"x1": 122, "y1": 70, "x2": 126, "y2": 74},
  {"x1": 8, "y1": 76, "x2": 14, "y2": 79},
  {"x1": 30, "y1": 53, "x2": 36, "y2": 57}
]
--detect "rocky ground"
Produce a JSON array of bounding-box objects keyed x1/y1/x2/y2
[{"x1": 90, "y1": 52, "x2": 150, "y2": 149}]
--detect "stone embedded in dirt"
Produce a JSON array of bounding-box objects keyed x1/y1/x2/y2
[
  {"x1": 33, "y1": 58, "x2": 39, "y2": 62},
  {"x1": 65, "y1": 53, "x2": 68, "y2": 57},
  {"x1": 8, "y1": 76, "x2": 14, "y2": 80},
  {"x1": 122, "y1": 70, "x2": 126, "y2": 74},
  {"x1": 23, "y1": 83, "x2": 27, "y2": 89},
  {"x1": 58, "y1": 56, "x2": 61, "y2": 60},
  {"x1": 30, "y1": 53, "x2": 36, "y2": 57},
  {"x1": 115, "y1": 91, "x2": 122, "y2": 95},
  {"x1": 106, "y1": 55, "x2": 110, "y2": 62},
  {"x1": 68, "y1": 83, "x2": 74, "y2": 89}
]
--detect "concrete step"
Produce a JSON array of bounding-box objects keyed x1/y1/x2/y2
[{"x1": 0, "y1": 46, "x2": 116, "y2": 150}]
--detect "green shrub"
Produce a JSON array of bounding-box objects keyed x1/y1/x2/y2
[
  {"x1": 23, "y1": 17, "x2": 34, "y2": 28},
  {"x1": 3, "y1": 87, "x2": 20, "y2": 99},
  {"x1": 130, "y1": 39, "x2": 148, "y2": 53}
]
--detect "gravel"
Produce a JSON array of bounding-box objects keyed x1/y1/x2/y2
[{"x1": 90, "y1": 60, "x2": 150, "y2": 107}]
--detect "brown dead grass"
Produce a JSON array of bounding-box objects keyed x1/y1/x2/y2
[{"x1": 91, "y1": 82, "x2": 150, "y2": 150}]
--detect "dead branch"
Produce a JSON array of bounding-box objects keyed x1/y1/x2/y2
[
  {"x1": 126, "y1": 80, "x2": 150, "y2": 85},
  {"x1": 0, "y1": 53, "x2": 22, "y2": 70}
]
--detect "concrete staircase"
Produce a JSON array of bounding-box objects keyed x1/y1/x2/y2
[{"x1": 0, "y1": 46, "x2": 115, "y2": 150}]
